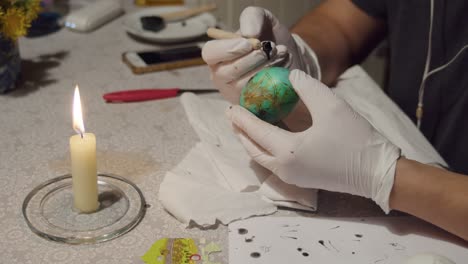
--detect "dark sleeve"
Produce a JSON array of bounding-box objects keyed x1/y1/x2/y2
[{"x1": 351, "y1": 0, "x2": 387, "y2": 19}]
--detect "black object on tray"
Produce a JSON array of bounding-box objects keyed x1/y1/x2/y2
[{"x1": 140, "y1": 16, "x2": 165, "y2": 32}]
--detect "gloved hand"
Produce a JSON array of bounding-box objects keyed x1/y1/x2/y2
[
  {"x1": 202, "y1": 6, "x2": 321, "y2": 107},
  {"x1": 226, "y1": 69, "x2": 401, "y2": 213}
]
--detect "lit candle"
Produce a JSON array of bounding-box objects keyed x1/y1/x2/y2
[{"x1": 70, "y1": 85, "x2": 99, "y2": 213}]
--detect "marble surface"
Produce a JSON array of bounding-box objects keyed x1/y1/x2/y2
[{"x1": 0, "y1": 2, "x2": 385, "y2": 263}]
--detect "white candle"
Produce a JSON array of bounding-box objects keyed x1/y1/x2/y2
[{"x1": 70, "y1": 86, "x2": 99, "y2": 213}]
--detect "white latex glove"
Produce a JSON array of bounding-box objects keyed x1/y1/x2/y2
[
  {"x1": 226, "y1": 70, "x2": 401, "y2": 213},
  {"x1": 202, "y1": 6, "x2": 321, "y2": 104}
]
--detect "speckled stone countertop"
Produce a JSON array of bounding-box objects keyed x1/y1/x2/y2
[{"x1": 0, "y1": 2, "x2": 385, "y2": 263}]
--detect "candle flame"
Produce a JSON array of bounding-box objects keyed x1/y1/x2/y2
[{"x1": 73, "y1": 85, "x2": 85, "y2": 136}]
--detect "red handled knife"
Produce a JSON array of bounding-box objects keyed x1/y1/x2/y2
[{"x1": 103, "y1": 88, "x2": 214, "y2": 102}]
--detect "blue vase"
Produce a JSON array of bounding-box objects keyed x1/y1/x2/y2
[{"x1": 0, "y1": 35, "x2": 21, "y2": 94}]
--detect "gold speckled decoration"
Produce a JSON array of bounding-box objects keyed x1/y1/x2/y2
[{"x1": 240, "y1": 67, "x2": 298, "y2": 124}]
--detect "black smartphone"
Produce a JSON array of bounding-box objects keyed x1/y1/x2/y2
[{"x1": 123, "y1": 43, "x2": 204, "y2": 74}]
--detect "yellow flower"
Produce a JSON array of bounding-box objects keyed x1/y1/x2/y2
[
  {"x1": 24, "y1": 0, "x2": 41, "y2": 23},
  {"x1": 1, "y1": 7, "x2": 28, "y2": 41}
]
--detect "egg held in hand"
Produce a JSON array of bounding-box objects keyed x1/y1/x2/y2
[{"x1": 240, "y1": 67, "x2": 299, "y2": 124}]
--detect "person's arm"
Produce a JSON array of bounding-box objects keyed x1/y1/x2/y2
[
  {"x1": 390, "y1": 158, "x2": 468, "y2": 241},
  {"x1": 292, "y1": 0, "x2": 387, "y2": 85}
]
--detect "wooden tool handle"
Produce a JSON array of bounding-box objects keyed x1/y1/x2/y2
[
  {"x1": 206, "y1": 27, "x2": 240, "y2": 39},
  {"x1": 160, "y1": 3, "x2": 217, "y2": 22},
  {"x1": 206, "y1": 27, "x2": 262, "y2": 49}
]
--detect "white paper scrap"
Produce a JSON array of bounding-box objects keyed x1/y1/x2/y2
[
  {"x1": 159, "y1": 143, "x2": 277, "y2": 227},
  {"x1": 229, "y1": 217, "x2": 468, "y2": 264}
]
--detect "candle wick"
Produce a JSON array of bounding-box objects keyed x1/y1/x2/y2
[{"x1": 80, "y1": 132, "x2": 84, "y2": 139}]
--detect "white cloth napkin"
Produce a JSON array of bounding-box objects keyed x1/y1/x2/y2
[
  {"x1": 159, "y1": 66, "x2": 446, "y2": 227},
  {"x1": 159, "y1": 92, "x2": 318, "y2": 227},
  {"x1": 333, "y1": 66, "x2": 446, "y2": 167}
]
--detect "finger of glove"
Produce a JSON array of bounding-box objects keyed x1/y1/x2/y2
[
  {"x1": 213, "y1": 42, "x2": 281, "y2": 83},
  {"x1": 212, "y1": 76, "x2": 240, "y2": 104},
  {"x1": 228, "y1": 45, "x2": 289, "y2": 92},
  {"x1": 240, "y1": 6, "x2": 280, "y2": 39},
  {"x1": 211, "y1": 46, "x2": 288, "y2": 104},
  {"x1": 234, "y1": 54, "x2": 289, "y2": 88},
  {"x1": 226, "y1": 105, "x2": 289, "y2": 156},
  {"x1": 202, "y1": 38, "x2": 253, "y2": 65},
  {"x1": 234, "y1": 127, "x2": 276, "y2": 171},
  {"x1": 271, "y1": 45, "x2": 291, "y2": 68},
  {"x1": 289, "y1": 69, "x2": 338, "y2": 124}
]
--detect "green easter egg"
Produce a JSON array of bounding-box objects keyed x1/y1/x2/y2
[{"x1": 240, "y1": 67, "x2": 298, "y2": 124}]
